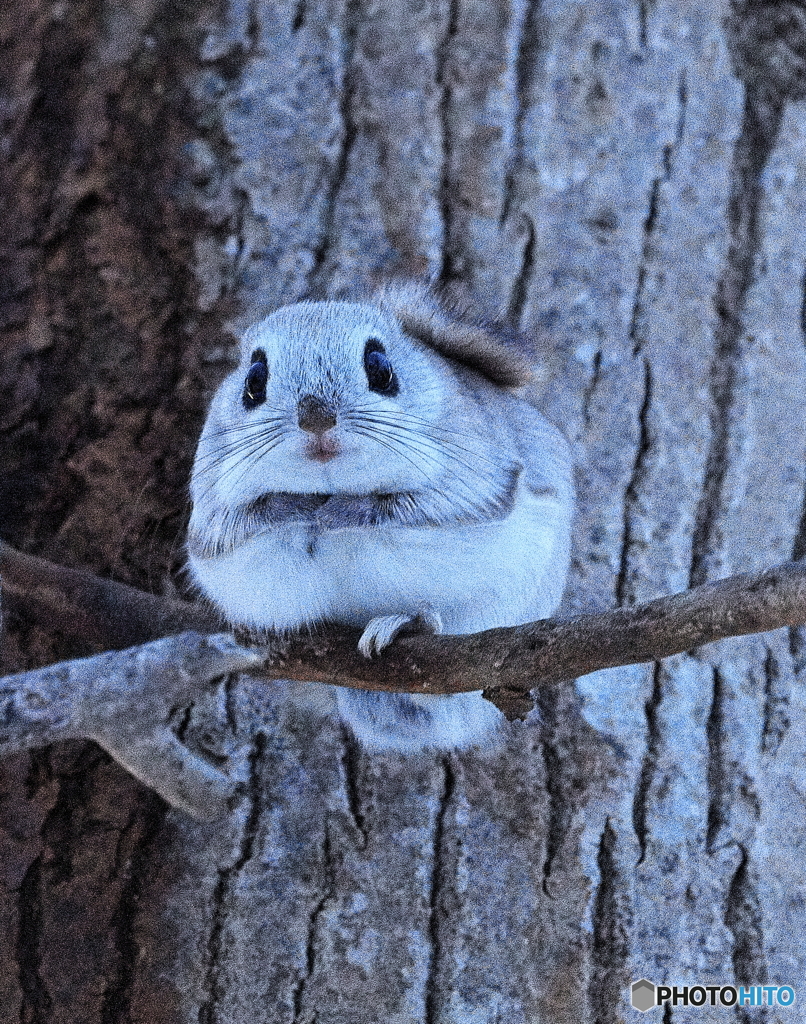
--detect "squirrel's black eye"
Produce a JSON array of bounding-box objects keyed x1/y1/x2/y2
[
  {"x1": 363, "y1": 339, "x2": 398, "y2": 396},
  {"x1": 242, "y1": 348, "x2": 268, "y2": 410}
]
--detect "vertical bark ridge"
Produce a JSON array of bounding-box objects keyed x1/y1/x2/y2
[
  {"x1": 500, "y1": 0, "x2": 542, "y2": 227},
  {"x1": 536, "y1": 690, "x2": 569, "y2": 897},
  {"x1": 338, "y1": 729, "x2": 368, "y2": 848},
  {"x1": 424, "y1": 757, "x2": 455, "y2": 1024},
  {"x1": 588, "y1": 820, "x2": 629, "y2": 1024},
  {"x1": 615, "y1": 359, "x2": 653, "y2": 608},
  {"x1": 792, "y1": 263, "x2": 806, "y2": 562},
  {"x1": 628, "y1": 69, "x2": 687, "y2": 357},
  {"x1": 199, "y1": 732, "x2": 265, "y2": 1024},
  {"x1": 291, "y1": 2, "x2": 306, "y2": 33},
  {"x1": 690, "y1": 0, "x2": 806, "y2": 587},
  {"x1": 631, "y1": 661, "x2": 662, "y2": 864},
  {"x1": 689, "y1": 87, "x2": 782, "y2": 587},
  {"x1": 435, "y1": 0, "x2": 461, "y2": 286},
  {"x1": 100, "y1": 799, "x2": 167, "y2": 1024},
  {"x1": 305, "y1": 0, "x2": 357, "y2": 297},
  {"x1": 615, "y1": 70, "x2": 687, "y2": 603},
  {"x1": 725, "y1": 845, "x2": 768, "y2": 1024},
  {"x1": 705, "y1": 668, "x2": 726, "y2": 854},
  {"x1": 760, "y1": 644, "x2": 790, "y2": 757},
  {"x1": 506, "y1": 214, "x2": 537, "y2": 327},
  {"x1": 636, "y1": 1, "x2": 649, "y2": 50},
  {"x1": 291, "y1": 825, "x2": 337, "y2": 1024},
  {"x1": 16, "y1": 856, "x2": 52, "y2": 1024}
]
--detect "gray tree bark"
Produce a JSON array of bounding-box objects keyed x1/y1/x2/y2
[{"x1": 1, "y1": 1, "x2": 806, "y2": 1022}]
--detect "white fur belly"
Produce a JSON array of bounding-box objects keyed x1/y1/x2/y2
[{"x1": 188, "y1": 488, "x2": 568, "y2": 634}]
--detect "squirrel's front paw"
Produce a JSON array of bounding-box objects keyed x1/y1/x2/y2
[{"x1": 358, "y1": 604, "x2": 443, "y2": 659}]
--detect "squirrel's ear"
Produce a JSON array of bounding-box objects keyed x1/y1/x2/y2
[{"x1": 373, "y1": 280, "x2": 533, "y2": 387}]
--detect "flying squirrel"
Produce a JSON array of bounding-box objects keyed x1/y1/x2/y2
[{"x1": 187, "y1": 281, "x2": 574, "y2": 751}]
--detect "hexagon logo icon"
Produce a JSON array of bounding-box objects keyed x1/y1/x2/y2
[{"x1": 631, "y1": 979, "x2": 656, "y2": 1012}]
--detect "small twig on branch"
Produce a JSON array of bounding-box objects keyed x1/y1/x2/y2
[{"x1": 2, "y1": 540, "x2": 806, "y2": 720}]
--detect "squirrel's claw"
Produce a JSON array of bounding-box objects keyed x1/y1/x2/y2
[{"x1": 358, "y1": 604, "x2": 443, "y2": 659}]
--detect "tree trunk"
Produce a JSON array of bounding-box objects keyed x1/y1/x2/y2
[{"x1": 2, "y1": 1, "x2": 805, "y2": 1021}]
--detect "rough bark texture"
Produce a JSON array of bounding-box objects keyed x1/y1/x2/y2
[{"x1": 1, "y1": 1, "x2": 806, "y2": 1022}]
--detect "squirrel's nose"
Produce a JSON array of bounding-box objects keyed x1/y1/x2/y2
[{"x1": 297, "y1": 395, "x2": 337, "y2": 435}]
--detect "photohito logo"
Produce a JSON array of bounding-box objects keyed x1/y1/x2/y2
[{"x1": 630, "y1": 979, "x2": 796, "y2": 1012}]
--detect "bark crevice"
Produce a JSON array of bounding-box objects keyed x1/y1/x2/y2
[
  {"x1": 506, "y1": 213, "x2": 536, "y2": 327},
  {"x1": 588, "y1": 820, "x2": 629, "y2": 1024},
  {"x1": 424, "y1": 756, "x2": 455, "y2": 1024},
  {"x1": 537, "y1": 690, "x2": 568, "y2": 896},
  {"x1": 628, "y1": 68, "x2": 686, "y2": 357},
  {"x1": 292, "y1": 825, "x2": 337, "y2": 1024},
  {"x1": 339, "y1": 729, "x2": 368, "y2": 847},
  {"x1": 631, "y1": 661, "x2": 662, "y2": 864},
  {"x1": 500, "y1": 0, "x2": 542, "y2": 227},
  {"x1": 199, "y1": 732, "x2": 266, "y2": 1024},
  {"x1": 16, "y1": 856, "x2": 52, "y2": 1024},
  {"x1": 705, "y1": 668, "x2": 726, "y2": 853},
  {"x1": 690, "y1": 26, "x2": 789, "y2": 586},
  {"x1": 615, "y1": 359, "x2": 653, "y2": 608},
  {"x1": 435, "y1": 0, "x2": 461, "y2": 285},
  {"x1": 306, "y1": 0, "x2": 357, "y2": 296},
  {"x1": 725, "y1": 845, "x2": 768, "y2": 1023},
  {"x1": 761, "y1": 645, "x2": 789, "y2": 756},
  {"x1": 101, "y1": 798, "x2": 166, "y2": 1024}
]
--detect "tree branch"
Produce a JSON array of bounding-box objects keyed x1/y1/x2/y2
[
  {"x1": 0, "y1": 539, "x2": 222, "y2": 650},
  {"x1": 0, "y1": 630, "x2": 263, "y2": 818},
  {"x1": 2, "y1": 541, "x2": 805, "y2": 814},
  {"x1": 3, "y1": 540, "x2": 806, "y2": 721}
]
